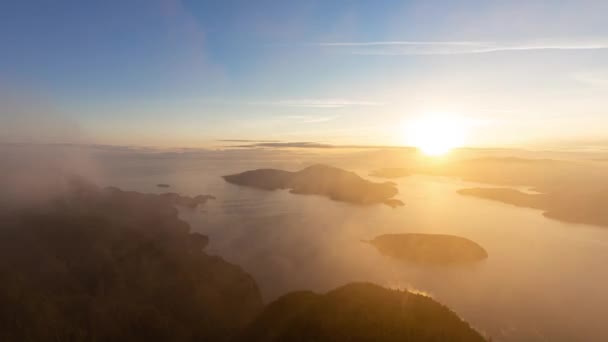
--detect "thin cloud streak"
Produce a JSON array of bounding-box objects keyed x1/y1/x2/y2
[
  {"x1": 320, "y1": 41, "x2": 486, "y2": 47},
  {"x1": 224, "y1": 141, "x2": 417, "y2": 150},
  {"x1": 217, "y1": 139, "x2": 282, "y2": 143},
  {"x1": 285, "y1": 115, "x2": 337, "y2": 123},
  {"x1": 251, "y1": 99, "x2": 385, "y2": 108},
  {"x1": 319, "y1": 41, "x2": 608, "y2": 55}
]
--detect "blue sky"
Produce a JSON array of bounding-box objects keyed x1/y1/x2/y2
[{"x1": 2, "y1": 0, "x2": 608, "y2": 148}]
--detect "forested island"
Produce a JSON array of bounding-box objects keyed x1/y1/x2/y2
[{"x1": 223, "y1": 164, "x2": 404, "y2": 207}]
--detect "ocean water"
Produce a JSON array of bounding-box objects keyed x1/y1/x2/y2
[{"x1": 98, "y1": 155, "x2": 608, "y2": 342}]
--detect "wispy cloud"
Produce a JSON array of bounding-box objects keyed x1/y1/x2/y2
[
  {"x1": 231, "y1": 142, "x2": 334, "y2": 149},
  {"x1": 251, "y1": 99, "x2": 384, "y2": 108},
  {"x1": 319, "y1": 41, "x2": 608, "y2": 55},
  {"x1": 285, "y1": 115, "x2": 337, "y2": 123},
  {"x1": 320, "y1": 41, "x2": 484, "y2": 47},
  {"x1": 217, "y1": 139, "x2": 281, "y2": 143},
  {"x1": 223, "y1": 141, "x2": 415, "y2": 150}
]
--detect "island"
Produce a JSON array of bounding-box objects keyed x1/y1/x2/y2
[
  {"x1": 238, "y1": 282, "x2": 487, "y2": 342},
  {"x1": 157, "y1": 183, "x2": 171, "y2": 188},
  {"x1": 159, "y1": 192, "x2": 216, "y2": 208},
  {"x1": 457, "y1": 188, "x2": 545, "y2": 210},
  {"x1": 366, "y1": 233, "x2": 488, "y2": 264},
  {"x1": 104, "y1": 187, "x2": 215, "y2": 209},
  {"x1": 223, "y1": 164, "x2": 404, "y2": 207}
]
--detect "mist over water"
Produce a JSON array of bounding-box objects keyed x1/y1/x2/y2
[{"x1": 76, "y1": 146, "x2": 608, "y2": 342}]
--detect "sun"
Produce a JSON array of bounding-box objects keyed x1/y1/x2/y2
[{"x1": 403, "y1": 114, "x2": 468, "y2": 156}]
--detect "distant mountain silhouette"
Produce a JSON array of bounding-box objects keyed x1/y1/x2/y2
[
  {"x1": 237, "y1": 282, "x2": 487, "y2": 342},
  {"x1": 223, "y1": 164, "x2": 404, "y2": 207},
  {"x1": 459, "y1": 187, "x2": 608, "y2": 227},
  {"x1": 366, "y1": 233, "x2": 488, "y2": 264},
  {"x1": 417, "y1": 157, "x2": 578, "y2": 192},
  {"x1": 367, "y1": 156, "x2": 608, "y2": 228}
]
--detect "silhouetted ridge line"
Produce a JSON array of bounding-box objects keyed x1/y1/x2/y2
[{"x1": 236, "y1": 282, "x2": 487, "y2": 341}]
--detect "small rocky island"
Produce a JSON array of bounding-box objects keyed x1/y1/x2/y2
[
  {"x1": 223, "y1": 164, "x2": 404, "y2": 207},
  {"x1": 158, "y1": 192, "x2": 216, "y2": 208},
  {"x1": 367, "y1": 233, "x2": 488, "y2": 264}
]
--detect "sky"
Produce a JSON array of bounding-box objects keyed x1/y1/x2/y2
[{"x1": 1, "y1": 0, "x2": 608, "y2": 148}]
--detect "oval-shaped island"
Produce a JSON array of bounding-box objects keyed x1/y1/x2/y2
[{"x1": 367, "y1": 233, "x2": 488, "y2": 265}]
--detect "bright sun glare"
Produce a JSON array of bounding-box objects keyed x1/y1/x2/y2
[{"x1": 404, "y1": 114, "x2": 468, "y2": 156}]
